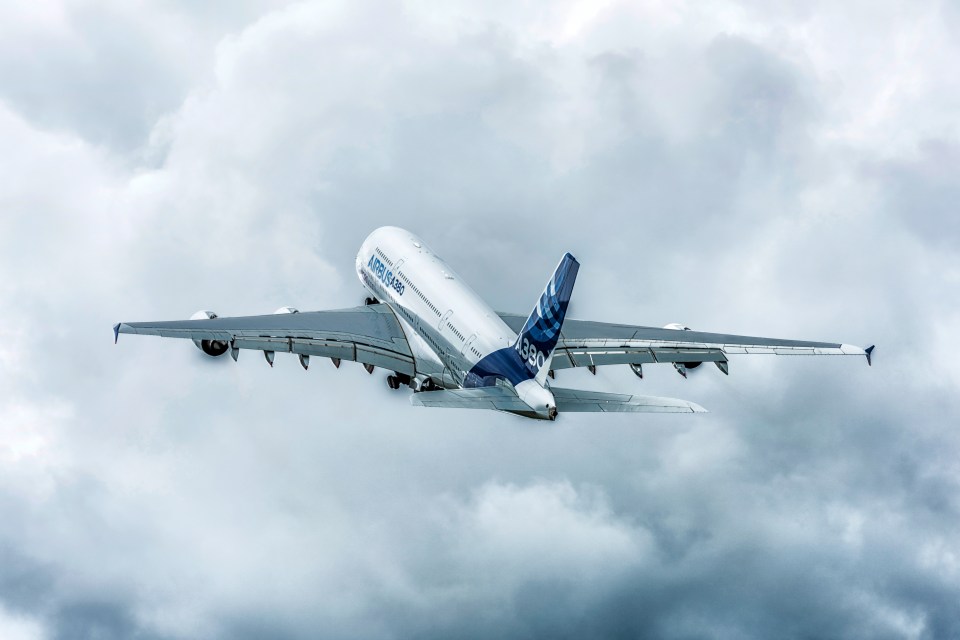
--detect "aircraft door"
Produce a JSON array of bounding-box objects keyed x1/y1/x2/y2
[
  {"x1": 439, "y1": 309, "x2": 453, "y2": 331},
  {"x1": 461, "y1": 334, "x2": 477, "y2": 357},
  {"x1": 442, "y1": 364, "x2": 460, "y2": 388}
]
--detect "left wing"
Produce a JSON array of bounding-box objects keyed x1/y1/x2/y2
[
  {"x1": 115, "y1": 304, "x2": 417, "y2": 375},
  {"x1": 498, "y1": 313, "x2": 873, "y2": 373}
]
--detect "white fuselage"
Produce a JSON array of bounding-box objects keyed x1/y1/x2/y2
[{"x1": 356, "y1": 226, "x2": 516, "y2": 389}]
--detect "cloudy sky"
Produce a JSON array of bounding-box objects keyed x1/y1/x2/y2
[{"x1": 1, "y1": 1, "x2": 959, "y2": 638}]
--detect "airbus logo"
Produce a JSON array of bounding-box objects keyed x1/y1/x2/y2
[{"x1": 367, "y1": 255, "x2": 405, "y2": 296}]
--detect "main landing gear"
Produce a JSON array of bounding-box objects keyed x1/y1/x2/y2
[
  {"x1": 386, "y1": 373, "x2": 438, "y2": 391},
  {"x1": 409, "y1": 377, "x2": 438, "y2": 392},
  {"x1": 387, "y1": 373, "x2": 413, "y2": 390}
]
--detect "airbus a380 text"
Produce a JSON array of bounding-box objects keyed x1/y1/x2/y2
[{"x1": 115, "y1": 227, "x2": 873, "y2": 420}]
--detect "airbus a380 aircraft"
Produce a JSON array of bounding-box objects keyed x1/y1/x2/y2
[{"x1": 114, "y1": 227, "x2": 873, "y2": 420}]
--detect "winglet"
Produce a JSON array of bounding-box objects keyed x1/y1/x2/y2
[
  {"x1": 113, "y1": 323, "x2": 121, "y2": 344},
  {"x1": 865, "y1": 345, "x2": 875, "y2": 366}
]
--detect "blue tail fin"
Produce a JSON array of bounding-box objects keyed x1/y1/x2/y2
[
  {"x1": 515, "y1": 253, "x2": 579, "y2": 382},
  {"x1": 464, "y1": 253, "x2": 579, "y2": 389}
]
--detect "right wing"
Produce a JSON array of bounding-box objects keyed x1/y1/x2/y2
[
  {"x1": 114, "y1": 304, "x2": 417, "y2": 375},
  {"x1": 498, "y1": 313, "x2": 872, "y2": 372}
]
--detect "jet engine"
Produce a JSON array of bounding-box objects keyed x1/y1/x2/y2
[
  {"x1": 663, "y1": 322, "x2": 701, "y2": 375},
  {"x1": 190, "y1": 310, "x2": 229, "y2": 357}
]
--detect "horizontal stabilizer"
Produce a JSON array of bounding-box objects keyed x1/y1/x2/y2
[
  {"x1": 410, "y1": 387, "x2": 529, "y2": 412},
  {"x1": 411, "y1": 386, "x2": 706, "y2": 415},
  {"x1": 551, "y1": 387, "x2": 707, "y2": 413}
]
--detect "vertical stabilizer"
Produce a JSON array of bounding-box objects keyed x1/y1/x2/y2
[
  {"x1": 464, "y1": 252, "x2": 579, "y2": 388},
  {"x1": 516, "y1": 253, "x2": 579, "y2": 384}
]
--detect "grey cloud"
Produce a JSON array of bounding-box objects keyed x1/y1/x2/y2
[
  {"x1": 1, "y1": 1, "x2": 959, "y2": 639},
  {"x1": 0, "y1": 545, "x2": 55, "y2": 614},
  {"x1": 0, "y1": 8, "x2": 184, "y2": 151},
  {"x1": 0, "y1": 1, "x2": 301, "y2": 153},
  {"x1": 872, "y1": 139, "x2": 960, "y2": 246},
  {"x1": 52, "y1": 602, "x2": 161, "y2": 640}
]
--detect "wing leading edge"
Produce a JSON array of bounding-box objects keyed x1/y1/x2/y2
[{"x1": 115, "y1": 304, "x2": 417, "y2": 375}]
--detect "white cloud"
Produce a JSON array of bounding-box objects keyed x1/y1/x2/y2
[
  {"x1": 450, "y1": 480, "x2": 648, "y2": 582},
  {"x1": 0, "y1": 1, "x2": 958, "y2": 638},
  {"x1": 0, "y1": 605, "x2": 46, "y2": 640}
]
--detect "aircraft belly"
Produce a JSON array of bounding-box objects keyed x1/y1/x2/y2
[{"x1": 390, "y1": 304, "x2": 444, "y2": 378}]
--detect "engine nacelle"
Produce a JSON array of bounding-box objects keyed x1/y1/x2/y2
[
  {"x1": 664, "y1": 323, "x2": 702, "y2": 372},
  {"x1": 199, "y1": 339, "x2": 229, "y2": 357},
  {"x1": 190, "y1": 310, "x2": 229, "y2": 357}
]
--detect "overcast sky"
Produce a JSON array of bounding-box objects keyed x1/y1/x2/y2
[{"x1": 1, "y1": 1, "x2": 959, "y2": 638}]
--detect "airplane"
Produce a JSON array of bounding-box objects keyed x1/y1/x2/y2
[{"x1": 114, "y1": 226, "x2": 874, "y2": 420}]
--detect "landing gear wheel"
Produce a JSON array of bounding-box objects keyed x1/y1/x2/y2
[
  {"x1": 387, "y1": 375, "x2": 399, "y2": 390},
  {"x1": 419, "y1": 378, "x2": 438, "y2": 392},
  {"x1": 364, "y1": 297, "x2": 378, "y2": 306}
]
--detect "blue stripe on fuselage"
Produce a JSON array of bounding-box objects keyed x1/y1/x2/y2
[{"x1": 463, "y1": 346, "x2": 529, "y2": 388}]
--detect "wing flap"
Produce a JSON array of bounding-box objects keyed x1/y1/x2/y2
[{"x1": 554, "y1": 346, "x2": 728, "y2": 369}]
